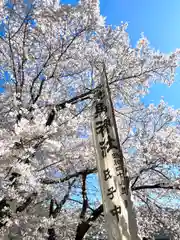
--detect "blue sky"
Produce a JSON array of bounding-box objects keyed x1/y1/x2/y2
[
  {"x1": 99, "y1": 0, "x2": 180, "y2": 108},
  {"x1": 62, "y1": 0, "x2": 180, "y2": 109}
]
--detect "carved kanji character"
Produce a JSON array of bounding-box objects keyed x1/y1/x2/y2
[
  {"x1": 107, "y1": 186, "x2": 116, "y2": 200},
  {"x1": 96, "y1": 89, "x2": 105, "y2": 100},
  {"x1": 103, "y1": 168, "x2": 112, "y2": 181},
  {"x1": 99, "y1": 135, "x2": 118, "y2": 157},
  {"x1": 95, "y1": 118, "x2": 111, "y2": 137},
  {"x1": 106, "y1": 135, "x2": 118, "y2": 153},
  {"x1": 112, "y1": 152, "x2": 121, "y2": 159},
  {"x1": 99, "y1": 139, "x2": 107, "y2": 157},
  {"x1": 110, "y1": 205, "x2": 121, "y2": 222},
  {"x1": 94, "y1": 102, "x2": 107, "y2": 118}
]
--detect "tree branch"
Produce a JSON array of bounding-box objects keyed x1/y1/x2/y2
[
  {"x1": 16, "y1": 192, "x2": 37, "y2": 213},
  {"x1": 132, "y1": 183, "x2": 180, "y2": 191},
  {"x1": 75, "y1": 204, "x2": 103, "y2": 240},
  {"x1": 41, "y1": 168, "x2": 97, "y2": 184},
  {"x1": 80, "y1": 173, "x2": 88, "y2": 219}
]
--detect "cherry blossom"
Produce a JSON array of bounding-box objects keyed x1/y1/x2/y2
[{"x1": 0, "y1": 0, "x2": 179, "y2": 239}]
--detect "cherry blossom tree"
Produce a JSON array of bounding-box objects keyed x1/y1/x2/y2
[{"x1": 0, "y1": 0, "x2": 180, "y2": 239}]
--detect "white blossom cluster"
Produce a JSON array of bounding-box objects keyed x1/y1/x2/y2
[{"x1": 0, "y1": 0, "x2": 179, "y2": 239}]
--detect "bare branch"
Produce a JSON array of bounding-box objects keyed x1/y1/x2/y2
[
  {"x1": 41, "y1": 168, "x2": 97, "y2": 184},
  {"x1": 75, "y1": 204, "x2": 104, "y2": 240},
  {"x1": 80, "y1": 173, "x2": 88, "y2": 219},
  {"x1": 132, "y1": 183, "x2": 180, "y2": 191},
  {"x1": 16, "y1": 192, "x2": 37, "y2": 213}
]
